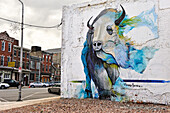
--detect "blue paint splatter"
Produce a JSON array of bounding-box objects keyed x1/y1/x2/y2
[
  {"x1": 128, "y1": 46, "x2": 158, "y2": 73},
  {"x1": 120, "y1": 6, "x2": 158, "y2": 38}
]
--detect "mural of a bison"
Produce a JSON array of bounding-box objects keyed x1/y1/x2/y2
[{"x1": 81, "y1": 5, "x2": 158, "y2": 101}]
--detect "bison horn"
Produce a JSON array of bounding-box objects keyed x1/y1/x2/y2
[
  {"x1": 115, "y1": 4, "x2": 126, "y2": 26},
  {"x1": 87, "y1": 16, "x2": 93, "y2": 29}
]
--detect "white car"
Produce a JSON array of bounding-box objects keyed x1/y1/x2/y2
[
  {"x1": 29, "y1": 82, "x2": 49, "y2": 88},
  {"x1": 0, "y1": 83, "x2": 10, "y2": 89}
]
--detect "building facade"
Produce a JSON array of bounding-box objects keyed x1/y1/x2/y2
[
  {"x1": 0, "y1": 31, "x2": 56, "y2": 85},
  {"x1": 29, "y1": 56, "x2": 41, "y2": 83},
  {"x1": 12, "y1": 45, "x2": 31, "y2": 85},
  {"x1": 0, "y1": 31, "x2": 18, "y2": 82},
  {"x1": 46, "y1": 48, "x2": 61, "y2": 82},
  {"x1": 29, "y1": 46, "x2": 53, "y2": 83},
  {"x1": 41, "y1": 51, "x2": 52, "y2": 82}
]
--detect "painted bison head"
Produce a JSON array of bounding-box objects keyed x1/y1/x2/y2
[{"x1": 88, "y1": 5, "x2": 126, "y2": 59}]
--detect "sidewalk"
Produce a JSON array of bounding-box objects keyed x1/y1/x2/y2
[{"x1": 0, "y1": 96, "x2": 60, "y2": 111}]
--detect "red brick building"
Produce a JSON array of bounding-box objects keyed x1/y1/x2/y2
[
  {"x1": 46, "y1": 48, "x2": 61, "y2": 82},
  {"x1": 41, "y1": 52, "x2": 52, "y2": 82},
  {"x1": 0, "y1": 31, "x2": 54, "y2": 85},
  {"x1": 30, "y1": 46, "x2": 53, "y2": 83},
  {"x1": 0, "y1": 31, "x2": 18, "y2": 82},
  {"x1": 12, "y1": 45, "x2": 31, "y2": 85}
]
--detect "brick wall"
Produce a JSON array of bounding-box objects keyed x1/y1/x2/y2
[{"x1": 0, "y1": 31, "x2": 18, "y2": 66}]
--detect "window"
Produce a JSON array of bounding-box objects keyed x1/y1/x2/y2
[
  {"x1": 14, "y1": 50, "x2": 17, "y2": 57},
  {"x1": 36, "y1": 74, "x2": 39, "y2": 81},
  {"x1": 30, "y1": 73, "x2": 34, "y2": 80},
  {"x1": 13, "y1": 60, "x2": 16, "y2": 67},
  {"x1": 22, "y1": 62, "x2": 25, "y2": 69},
  {"x1": 1, "y1": 56, "x2": 4, "y2": 65},
  {"x1": 8, "y1": 43, "x2": 11, "y2": 52},
  {"x1": 42, "y1": 55, "x2": 44, "y2": 61},
  {"x1": 18, "y1": 62, "x2": 20, "y2": 68},
  {"x1": 1, "y1": 41, "x2": 5, "y2": 51},
  {"x1": 49, "y1": 56, "x2": 51, "y2": 62},
  {"x1": 42, "y1": 64, "x2": 44, "y2": 71},
  {"x1": 31, "y1": 61, "x2": 35, "y2": 69},
  {"x1": 36, "y1": 62, "x2": 40, "y2": 69},
  {"x1": 50, "y1": 56, "x2": 52, "y2": 62},
  {"x1": 27, "y1": 53, "x2": 29, "y2": 59},
  {"x1": 10, "y1": 80, "x2": 15, "y2": 83},
  {"x1": 46, "y1": 65, "x2": 48, "y2": 71},
  {"x1": 26, "y1": 62, "x2": 29, "y2": 69},
  {"x1": 4, "y1": 74, "x2": 10, "y2": 79},
  {"x1": 46, "y1": 55, "x2": 48, "y2": 62},
  {"x1": 18, "y1": 51, "x2": 20, "y2": 57},
  {"x1": 23, "y1": 52, "x2": 25, "y2": 58},
  {"x1": 7, "y1": 57, "x2": 11, "y2": 64},
  {"x1": 49, "y1": 66, "x2": 51, "y2": 71}
]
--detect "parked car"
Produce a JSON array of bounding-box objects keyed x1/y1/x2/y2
[
  {"x1": 0, "y1": 83, "x2": 10, "y2": 89},
  {"x1": 45, "y1": 82, "x2": 55, "y2": 87},
  {"x1": 48, "y1": 83, "x2": 61, "y2": 94},
  {"x1": 29, "y1": 82, "x2": 49, "y2": 88},
  {"x1": 3, "y1": 79, "x2": 22, "y2": 88},
  {"x1": 50, "y1": 81, "x2": 60, "y2": 86},
  {"x1": 53, "y1": 81, "x2": 60, "y2": 84}
]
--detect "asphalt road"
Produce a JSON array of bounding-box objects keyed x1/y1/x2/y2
[{"x1": 0, "y1": 87, "x2": 59, "y2": 102}]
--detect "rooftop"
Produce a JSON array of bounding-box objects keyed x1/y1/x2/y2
[{"x1": 46, "y1": 48, "x2": 61, "y2": 53}]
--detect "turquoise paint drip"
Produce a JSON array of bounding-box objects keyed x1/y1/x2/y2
[
  {"x1": 112, "y1": 77, "x2": 129, "y2": 101},
  {"x1": 75, "y1": 82, "x2": 88, "y2": 99},
  {"x1": 91, "y1": 80, "x2": 99, "y2": 98}
]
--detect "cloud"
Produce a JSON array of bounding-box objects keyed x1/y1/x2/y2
[{"x1": 0, "y1": 0, "x2": 92, "y2": 49}]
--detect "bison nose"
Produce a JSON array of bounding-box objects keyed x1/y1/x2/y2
[{"x1": 93, "y1": 41, "x2": 102, "y2": 51}]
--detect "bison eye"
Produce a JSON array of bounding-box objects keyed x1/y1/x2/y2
[{"x1": 106, "y1": 25, "x2": 113, "y2": 35}]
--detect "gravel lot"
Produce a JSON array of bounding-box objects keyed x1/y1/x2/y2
[{"x1": 1, "y1": 98, "x2": 170, "y2": 113}]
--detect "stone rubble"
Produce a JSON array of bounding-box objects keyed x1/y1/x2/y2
[{"x1": 1, "y1": 98, "x2": 170, "y2": 113}]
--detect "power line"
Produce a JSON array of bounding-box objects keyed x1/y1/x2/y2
[{"x1": 0, "y1": 17, "x2": 62, "y2": 28}]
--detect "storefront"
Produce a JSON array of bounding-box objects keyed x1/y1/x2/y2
[
  {"x1": 12, "y1": 68, "x2": 31, "y2": 85},
  {"x1": 41, "y1": 75, "x2": 50, "y2": 83},
  {"x1": 0, "y1": 66, "x2": 13, "y2": 82}
]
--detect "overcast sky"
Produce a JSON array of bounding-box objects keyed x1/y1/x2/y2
[{"x1": 0, "y1": 0, "x2": 91, "y2": 50}]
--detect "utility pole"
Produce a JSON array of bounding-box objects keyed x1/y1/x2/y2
[{"x1": 17, "y1": 0, "x2": 24, "y2": 101}]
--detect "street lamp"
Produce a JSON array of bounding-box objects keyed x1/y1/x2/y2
[{"x1": 17, "y1": 0, "x2": 24, "y2": 101}]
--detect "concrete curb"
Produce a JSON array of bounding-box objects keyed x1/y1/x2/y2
[
  {"x1": 8, "y1": 86, "x2": 29, "y2": 89},
  {"x1": 0, "y1": 96, "x2": 60, "y2": 111}
]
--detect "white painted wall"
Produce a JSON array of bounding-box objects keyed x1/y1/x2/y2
[{"x1": 61, "y1": 0, "x2": 170, "y2": 104}]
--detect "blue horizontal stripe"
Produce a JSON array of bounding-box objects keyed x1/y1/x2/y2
[{"x1": 123, "y1": 79, "x2": 170, "y2": 83}]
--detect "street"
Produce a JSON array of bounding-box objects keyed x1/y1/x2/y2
[{"x1": 0, "y1": 87, "x2": 59, "y2": 102}]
